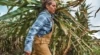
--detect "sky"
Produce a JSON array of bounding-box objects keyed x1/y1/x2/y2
[
  {"x1": 0, "y1": 0, "x2": 100, "y2": 38},
  {"x1": 85, "y1": 0, "x2": 100, "y2": 39},
  {"x1": 0, "y1": 5, "x2": 8, "y2": 16}
]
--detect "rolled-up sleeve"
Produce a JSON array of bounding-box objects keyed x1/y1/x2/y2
[{"x1": 24, "y1": 15, "x2": 47, "y2": 52}]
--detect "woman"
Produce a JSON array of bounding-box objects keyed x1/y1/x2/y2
[{"x1": 24, "y1": 0, "x2": 56, "y2": 55}]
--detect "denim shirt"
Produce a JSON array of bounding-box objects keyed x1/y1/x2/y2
[{"x1": 24, "y1": 9, "x2": 54, "y2": 52}]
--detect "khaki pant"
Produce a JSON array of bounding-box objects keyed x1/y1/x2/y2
[{"x1": 31, "y1": 30, "x2": 53, "y2": 55}]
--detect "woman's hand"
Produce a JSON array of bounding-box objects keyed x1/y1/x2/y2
[{"x1": 24, "y1": 51, "x2": 31, "y2": 55}]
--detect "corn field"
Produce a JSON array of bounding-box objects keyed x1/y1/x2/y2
[{"x1": 0, "y1": 0, "x2": 100, "y2": 55}]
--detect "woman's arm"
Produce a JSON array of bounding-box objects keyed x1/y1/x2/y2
[{"x1": 24, "y1": 15, "x2": 47, "y2": 54}]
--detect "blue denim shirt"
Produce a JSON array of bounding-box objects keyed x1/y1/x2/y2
[{"x1": 24, "y1": 9, "x2": 54, "y2": 52}]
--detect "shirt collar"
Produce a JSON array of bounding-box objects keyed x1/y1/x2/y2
[
  {"x1": 44, "y1": 9, "x2": 52, "y2": 17},
  {"x1": 39, "y1": 9, "x2": 54, "y2": 20},
  {"x1": 39, "y1": 9, "x2": 51, "y2": 18}
]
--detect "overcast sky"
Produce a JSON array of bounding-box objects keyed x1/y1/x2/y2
[
  {"x1": 86, "y1": 0, "x2": 100, "y2": 39},
  {"x1": 0, "y1": 0, "x2": 100, "y2": 38}
]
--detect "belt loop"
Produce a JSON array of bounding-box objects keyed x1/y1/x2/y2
[{"x1": 40, "y1": 37, "x2": 42, "y2": 44}]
